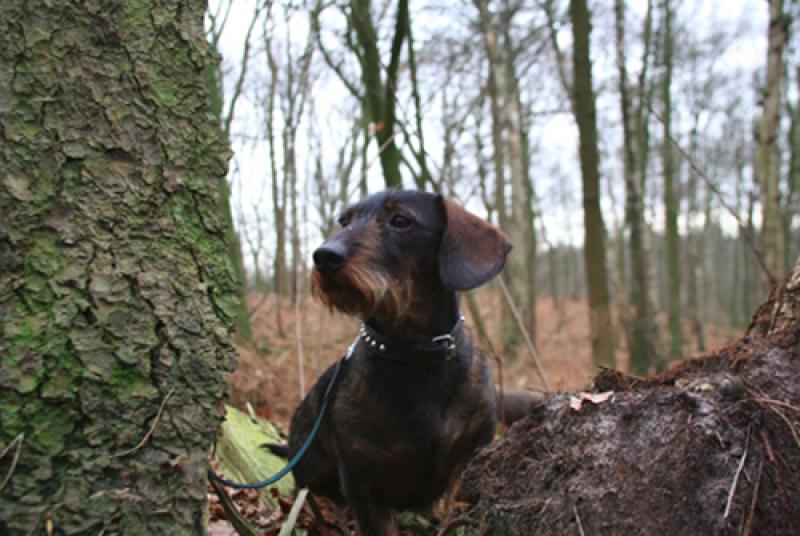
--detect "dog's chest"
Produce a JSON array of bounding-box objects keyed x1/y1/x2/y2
[{"x1": 335, "y1": 357, "x2": 487, "y2": 465}]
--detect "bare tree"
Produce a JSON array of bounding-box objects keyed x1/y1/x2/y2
[
  {"x1": 567, "y1": 0, "x2": 618, "y2": 367},
  {"x1": 661, "y1": 0, "x2": 682, "y2": 363},
  {"x1": 615, "y1": 0, "x2": 661, "y2": 374},
  {"x1": 756, "y1": 0, "x2": 789, "y2": 285}
]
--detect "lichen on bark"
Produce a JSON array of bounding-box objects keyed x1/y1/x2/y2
[{"x1": 0, "y1": 1, "x2": 238, "y2": 534}]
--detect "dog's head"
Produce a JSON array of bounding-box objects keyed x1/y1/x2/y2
[{"x1": 311, "y1": 190, "x2": 512, "y2": 326}]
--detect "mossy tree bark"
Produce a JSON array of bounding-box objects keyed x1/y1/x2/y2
[{"x1": 0, "y1": 1, "x2": 237, "y2": 534}]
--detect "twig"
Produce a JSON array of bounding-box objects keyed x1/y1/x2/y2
[
  {"x1": 572, "y1": 501, "x2": 586, "y2": 536},
  {"x1": 498, "y1": 277, "x2": 552, "y2": 391},
  {"x1": 209, "y1": 479, "x2": 261, "y2": 536},
  {"x1": 742, "y1": 458, "x2": 763, "y2": 536},
  {"x1": 767, "y1": 406, "x2": 800, "y2": 450},
  {"x1": 724, "y1": 429, "x2": 750, "y2": 519},
  {"x1": 366, "y1": 132, "x2": 400, "y2": 168},
  {"x1": 0, "y1": 433, "x2": 24, "y2": 494},
  {"x1": 279, "y1": 488, "x2": 309, "y2": 536},
  {"x1": 641, "y1": 94, "x2": 775, "y2": 285},
  {"x1": 112, "y1": 388, "x2": 175, "y2": 458},
  {"x1": 750, "y1": 397, "x2": 800, "y2": 413}
]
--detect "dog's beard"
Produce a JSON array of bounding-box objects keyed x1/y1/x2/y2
[{"x1": 311, "y1": 262, "x2": 416, "y2": 324}]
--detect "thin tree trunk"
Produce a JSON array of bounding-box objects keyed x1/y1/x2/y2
[
  {"x1": 476, "y1": 0, "x2": 514, "y2": 346},
  {"x1": 349, "y1": 0, "x2": 406, "y2": 187},
  {"x1": 687, "y1": 118, "x2": 706, "y2": 352},
  {"x1": 757, "y1": 0, "x2": 787, "y2": 284},
  {"x1": 744, "y1": 192, "x2": 758, "y2": 322},
  {"x1": 569, "y1": 0, "x2": 617, "y2": 367},
  {"x1": 0, "y1": 1, "x2": 236, "y2": 532},
  {"x1": 784, "y1": 67, "x2": 800, "y2": 273},
  {"x1": 661, "y1": 0, "x2": 682, "y2": 363},
  {"x1": 616, "y1": 0, "x2": 660, "y2": 374},
  {"x1": 521, "y1": 123, "x2": 539, "y2": 345},
  {"x1": 207, "y1": 11, "x2": 258, "y2": 342},
  {"x1": 265, "y1": 33, "x2": 286, "y2": 335},
  {"x1": 503, "y1": 23, "x2": 538, "y2": 347}
]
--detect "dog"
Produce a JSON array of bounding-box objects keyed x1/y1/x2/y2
[{"x1": 287, "y1": 189, "x2": 511, "y2": 536}]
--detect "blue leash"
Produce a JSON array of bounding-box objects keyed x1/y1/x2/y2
[{"x1": 208, "y1": 353, "x2": 349, "y2": 489}]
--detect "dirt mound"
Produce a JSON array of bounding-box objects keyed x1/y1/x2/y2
[{"x1": 459, "y1": 272, "x2": 800, "y2": 535}]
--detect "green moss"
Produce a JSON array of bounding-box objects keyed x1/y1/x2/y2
[
  {"x1": 118, "y1": 1, "x2": 152, "y2": 39},
  {"x1": 0, "y1": 392, "x2": 25, "y2": 437},
  {"x1": 40, "y1": 364, "x2": 78, "y2": 399},
  {"x1": 26, "y1": 401, "x2": 76, "y2": 455},
  {"x1": 217, "y1": 404, "x2": 295, "y2": 504},
  {"x1": 108, "y1": 361, "x2": 158, "y2": 399},
  {"x1": 27, "y1": 234, "x2": 62, "y2": 277}
]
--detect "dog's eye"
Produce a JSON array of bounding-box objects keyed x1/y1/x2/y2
[
  {"x1": 337, "y1": 214, "x2": 351, "y2": 227},
  {"x1": 389, "y1": 214, "x2": 412, "y2": 229}
]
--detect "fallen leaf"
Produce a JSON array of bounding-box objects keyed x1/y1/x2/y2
[{"x1": 569, "y1": 391, "x2": 614, "y2": 411}]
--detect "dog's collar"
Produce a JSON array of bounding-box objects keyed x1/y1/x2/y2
[{"x1": 359, "y1": 314, "x2": 466, "y2": 364}]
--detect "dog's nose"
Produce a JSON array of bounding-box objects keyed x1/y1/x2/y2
[{"x1": 313, "y1": 243, "x2": 347, "y2": 274}]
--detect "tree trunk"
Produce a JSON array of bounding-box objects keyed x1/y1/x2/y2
[
  {"x1": 349, "y1": 0, "x2": 405, "y2": 188},
  {"x1": 616, "y1": 0, "x2": 660, "y2": 374},
  {"x1": 265, "y1": 36, "x2": 287, "y2": 335},
  {"x1": 784, "y1": 67, "x2": 800, "y2": 274},
  {"x1": 520, "y1": 124, "x2": 538, "y2": 346},
  {"x1": 687, "y1": 119, "x2": 706, "y2": 352},
  {"x1": 503, "y1": 24, "x2": 537, "y2": 347},
  {"x1": 476, "y1": 0, "x2": 514, "y2": 347},
  {"x1": 0, "y1": 1, "x2": 236, "y2": 533},
  {"x1": 206, "y1": 9, "x2": 256, "y2": 343},
  {"x1": 569, "y1": 0, "x2": 617, "y2": 367},
  {"x1": 757, "y1": 0, "x2": 787, "y2": 284},
  {"x1": 661, "y1": 0, "x2": 682, "y2": 363}
]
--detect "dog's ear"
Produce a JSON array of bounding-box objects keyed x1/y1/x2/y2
[{"x1": 438, "y1": 198, "x2": 512, "y2": 290}]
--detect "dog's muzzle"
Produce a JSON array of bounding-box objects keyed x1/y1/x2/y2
[{"x1": 313, "y1": 241, "x2": 347, "y2": 275}]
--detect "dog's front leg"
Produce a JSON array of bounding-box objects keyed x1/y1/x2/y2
[{"x1": 337, "y1": 464, "x2": 396, "y2": 536}]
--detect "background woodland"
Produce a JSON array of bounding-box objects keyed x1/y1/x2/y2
[{"x1": 210, "y1": 0, "x2": 799, "y2": 390}]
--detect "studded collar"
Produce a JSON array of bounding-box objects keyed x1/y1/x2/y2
[{"x1": 358, "y1": 314, "x2": 465, "y2": 364}]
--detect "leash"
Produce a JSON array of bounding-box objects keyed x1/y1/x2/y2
[
  {"x1": 207, "y1": 346, "x2": 352, "y2": 490},
  {"x1": 207, "y1": 312, "x2": 462, "y2": 489}
]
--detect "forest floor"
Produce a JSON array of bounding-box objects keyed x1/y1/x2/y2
[{"x1": 209, "y1": 288, "x2": 743, "y2": 535}]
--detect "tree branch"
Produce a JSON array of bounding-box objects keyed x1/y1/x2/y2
[{"x1": 222, "y1": 0, "x2": 268, "y2": 140}]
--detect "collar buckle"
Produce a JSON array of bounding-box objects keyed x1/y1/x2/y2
[{"x1": 431, "y1": 333, "x2": 457, "y2": 359}]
